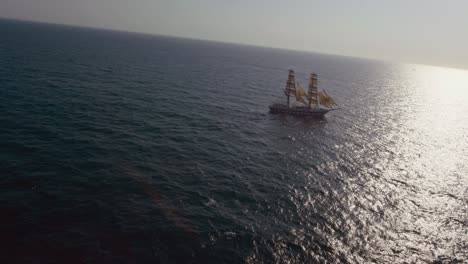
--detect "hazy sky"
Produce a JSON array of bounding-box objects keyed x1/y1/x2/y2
[{"x1": 1, "y1": 0, "x2": 467, "y2": 69}]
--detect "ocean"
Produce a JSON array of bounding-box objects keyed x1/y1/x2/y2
[{"x1": 0, "y1": 19, "x2": 467, "y2": 263}]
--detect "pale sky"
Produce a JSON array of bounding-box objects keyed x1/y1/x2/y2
[{"x1": 1, "y1": 0, "x2": 467, "y2": 69}]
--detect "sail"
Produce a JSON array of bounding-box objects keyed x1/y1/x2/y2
[
  {"x1": 307, "y1": 73, "x2": 319, "y2": 107},
  {"x1": 284, "y1": 70, "x2": 296, "y2": 96},
  {"x1": 318, "y1": 90, "x2": 337, "y2": 108},
  {"x1": 295, "y1": 82, "x2": 307, "y2": 104}
]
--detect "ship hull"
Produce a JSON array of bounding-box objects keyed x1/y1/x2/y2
[{"x1": 269, "y1": 104, "x2": 330, "y2": 118}]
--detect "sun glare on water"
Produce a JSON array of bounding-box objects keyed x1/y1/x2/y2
[{"x1": 395, "y1": 64, "x2": 468, "y2": 179}]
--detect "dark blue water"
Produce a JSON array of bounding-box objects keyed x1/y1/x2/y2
[{"x1": 1, "y1": 19, "x2": 467, "y2": 263}]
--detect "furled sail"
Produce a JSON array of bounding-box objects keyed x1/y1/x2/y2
[
  {"x1": 307, "y1": 73, "x2": 319, "y2": 106},
  {"x1": 318, "y1": 90, "x2": 337, "y2": 108},
  {"x1": 296, "y1": 82, "x2": 307, "y2": 104},
  {"x1": 284, "y1": 69, "x2": 296, "y2": 97}
]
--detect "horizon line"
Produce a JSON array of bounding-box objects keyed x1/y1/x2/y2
[{"x1": 1, "y1": 16, "x2": 466, "y2": 72}]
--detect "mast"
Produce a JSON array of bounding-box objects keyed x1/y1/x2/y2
[
  {"x1": 284, "y1": 69, "x2": 296, "y2": 108},
  {"x1": 307, "y1": 73, "x2": 319, "y2": 108}
]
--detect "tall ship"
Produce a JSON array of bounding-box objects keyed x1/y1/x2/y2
[{"x1": 269, "y1": 70, "x2": 337, "y2": 118}]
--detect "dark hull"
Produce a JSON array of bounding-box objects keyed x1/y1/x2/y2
[{"x1": 269, "y1": 104, "x2": 330, "y2": 118}]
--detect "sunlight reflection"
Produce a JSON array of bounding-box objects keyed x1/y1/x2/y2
[
  {"x1": 399, "y1": 65, "x2": 468, "y2": 155},
  {"x1": 409, "y1": 65, "x2": 468, "y2": 127}
]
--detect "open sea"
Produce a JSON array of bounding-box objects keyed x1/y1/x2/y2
[{"x1": 0, "y1": 19, "x2": 467, "y2": 263}]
